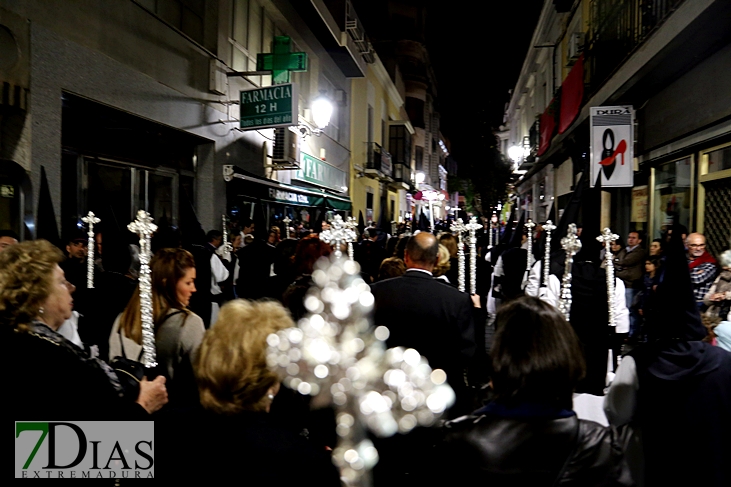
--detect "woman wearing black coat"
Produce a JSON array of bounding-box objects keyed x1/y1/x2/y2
[{"x1": 435, "y1": 296, "x2": 632, "y2": 486}]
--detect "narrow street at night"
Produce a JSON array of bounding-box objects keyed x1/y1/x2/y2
[{"x1": 4, "y1": 0, "x2": 731, "y2": 485}]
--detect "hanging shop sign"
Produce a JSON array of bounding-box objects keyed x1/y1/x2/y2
[
  {"x1": 293, "y1": 152, "x2": 347, "y2": 192},
  {"x1": 239, "y1": 83, "x2": 298, "y2": 130},
  {"x1": 590, "y1": 106, "x2": 634, "y2": 188}
]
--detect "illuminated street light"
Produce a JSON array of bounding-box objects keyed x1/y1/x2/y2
[
  {"x1": 415, "y1": 171, "x2": 425, "y2": 185},
  {"x1": 508, "y1": 145, "x2": 524, "y2": 163},
  {"x1": 311, "y1": 93, "x2": 333, "y2": 129}
]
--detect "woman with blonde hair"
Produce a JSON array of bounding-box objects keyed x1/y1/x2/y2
[
  {"x1": 176, "y1": 299, "x2": 341, "y2": 484},
  {"x1": 433, "y1": 244, "x2": 453, "y2": 284},
  {"x1": 110, "y1": 247, "x2": 204, "y2": 408},
  {"x1": 4, "y1": 240, "x2": 167, "y2": 419},
  {"x1": 439, "y1": 233, "x2": 460, "y2": 286}
]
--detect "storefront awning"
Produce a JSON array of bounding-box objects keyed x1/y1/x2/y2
[{"x1": 225, "y1": 166, "x2": 351, "y2": 211}]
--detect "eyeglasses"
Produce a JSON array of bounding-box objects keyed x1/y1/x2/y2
[{"x1": 688, "y1": 244, "x2": 706, "y2": 248}]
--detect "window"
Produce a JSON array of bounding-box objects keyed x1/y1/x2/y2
[
  {"x1": 652, "y1": 157, "x2": 692, "y2": 239},
  {"x1": 706, "y1": 145, "x2": 731, "y2": 174},
  {"x1": 144, "y1": 0, "x2": 205, "y2": 45},
  {"x1": 415, "y1": 146, "x2": 423, "y2": 171},
  {"x1": 231, "y1": 0, "x2": 275, "y2": 87}
]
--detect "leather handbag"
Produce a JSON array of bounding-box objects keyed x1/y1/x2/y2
[{"x1": 110, "y1": 327, "x2": 146, "y2": 400}]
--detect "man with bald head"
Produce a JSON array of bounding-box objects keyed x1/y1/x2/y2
[
  {"x1": 686, "y1": 232, "x2": 718, "y2": 308},
  {"x1": 370, "y1": 232, "x2": 479, "y2": 416}
]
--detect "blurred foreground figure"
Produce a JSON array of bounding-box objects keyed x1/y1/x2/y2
[{"x1": 438, "y1": 296, "x2": 632, "y2": 486}]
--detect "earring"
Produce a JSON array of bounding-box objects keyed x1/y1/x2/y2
[{"x1": 38, "y1": 307, "x2": 45, "y2": 315}]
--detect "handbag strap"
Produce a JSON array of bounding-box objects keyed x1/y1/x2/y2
[{"x1": 117, "y1": 322, "x2": 145, "y2": 362}]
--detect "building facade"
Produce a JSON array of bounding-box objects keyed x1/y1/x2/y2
[
  {"x1": 0, "y1": 0, "x2": 382, "y2": 241},
  {"x1": 503, "y1": 0, "x2": 731, "y2": 257}
]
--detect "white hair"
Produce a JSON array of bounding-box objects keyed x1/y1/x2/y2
[{"x1": 720, "y1": 249, "x2": 731, "y2": 268}]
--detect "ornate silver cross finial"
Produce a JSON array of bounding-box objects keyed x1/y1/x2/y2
[
  {"x1": 558, "y1": 224, "x2": 582, "y2": 322},
  {"x1": 320, "y1": 215, "x2": 355, "y2": 259},
  {"x1": 450, "y1": 218, "x2": 467, "y2": 292},
  {"x1": 597, "y1": 228, "x2": 620, "y2": 327},
  {"x1": 81, "y1": 211, "x2": 100, "y2": 289},
  {"x1": 128, "y1": 210, "x2": 158, "y2": 368}
]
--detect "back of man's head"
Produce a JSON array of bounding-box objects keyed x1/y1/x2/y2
[
  {"x1": 405, "y1": 232, "x2": 438, "y2": 268},
  {"x1": 207, "y1": 230, "x2": 223, "y2": 242}
]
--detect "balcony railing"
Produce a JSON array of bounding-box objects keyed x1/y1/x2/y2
[
  {"x1": 586, "y1": 0, "x2": 685, "y2": 95},
  {"x1": 366, "y1": 142, "x2": 392, "y2": 178}
]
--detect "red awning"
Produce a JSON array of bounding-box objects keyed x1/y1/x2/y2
[
  {"x1": 538, "y1": 97, "x2": 557, "y2": 156},
  {"x1": 559, "y1": 54, "x2": 584, "y2": 134}
]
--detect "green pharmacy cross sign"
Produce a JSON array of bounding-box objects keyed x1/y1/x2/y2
[{"x1": 256, "y1": 36, "x2": 308, "y2": 85}]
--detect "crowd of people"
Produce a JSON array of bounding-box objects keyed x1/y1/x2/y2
[{"x1": 2, "y1": 212, "x2": 730, "y2": 485}]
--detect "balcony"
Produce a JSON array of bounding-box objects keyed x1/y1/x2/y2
[
  {"x1": 365, "y1": 142, "x2": 393, "y2": 180},
  {"x1": 585, "y1": 0, "x2": 685, "y2": 96}
]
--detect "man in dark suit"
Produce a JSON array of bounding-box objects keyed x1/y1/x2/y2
[{"x1": 370, "y1": 232, "x2": 479, "y2": 416}]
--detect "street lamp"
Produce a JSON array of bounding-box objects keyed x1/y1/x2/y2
[
  {"x1": 311, "y1": 93, "x2": 333, "y2": 129},
  {"x1": 415, "y1": 171, "x2": 425, "y2": 185},
  {"x1": 508, "y1": 145, "x2": 523, "y2": 164},
  {"x1": 299, "y1": 93, "x2": 333, "y2": 138}
]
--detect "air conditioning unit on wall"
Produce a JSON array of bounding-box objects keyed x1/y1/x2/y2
[
  {"x1": 271, "y1": 126, "x2": 300, "y2": 169},
  {"x1": 567, "y1": 32, "x2": 585, "y2": 65}
]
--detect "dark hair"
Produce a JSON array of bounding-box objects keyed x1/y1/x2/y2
[
  {"x1": 491, "y1": 296, "x2": 586, "y2": 410},
  {"x1": 241, "y1": 217, "x2": 254, "y2": 229},
  {"x1": 405, "y1": 234, "x2": 439, "y2": 265},
  {"x1": 206, "y1": 230, "x2": 223, "y2": 242},
  {"x1": 377, "y1": 257, "x2": 406, "y2": 281},
  {"x1": 394, "y1": 236, "x2": 410, "y2": 260},
  {"x1": 0, "y1": 229, "x2": 19, "y2": 240},
  {"x1": 646, "y1": 256, "x2": 662, "y2": 268}
]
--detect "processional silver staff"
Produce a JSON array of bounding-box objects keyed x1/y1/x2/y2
[
  {"x1": 466, "y1": 217, "x2": 482, "y2": 295},
  {"x1": 558, "y1": 223, "x2": 582, "y2": 322},
  {"x1": 597, "y1": 227, "x2": 620, "y2": 327},
  {"x1": 221, "y1": 214, "x2": 233, "y2": 258},
  {"x1": 344, "y1": 217, "x2": 358, "y2": 260},
  {"x1": 541, "y1": 220, "x2": 557, "y2": 287},
  {"x1": 128, "y1": 210, "x2": 158, "y2": 368},
  {"x1": 450, "y1": 218, "x2": 467, "y2": 292},
  {"x1": 282, "y1": 215, "x2": 292, "y2": 239},
  {"x1": 525, "y1": 219, "x2": 536, "y2": 272},
  {"x1": 81, "y1": 211, "x2": 100, "y2": 289}
]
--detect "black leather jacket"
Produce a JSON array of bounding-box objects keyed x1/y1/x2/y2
[{"x1": 437, "y1": 412, "x2": 633, "y2": 486}]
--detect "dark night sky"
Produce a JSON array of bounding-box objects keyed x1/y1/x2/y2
[{"x1": 424, "y1": 0, "x2": 543, "y2": 163}]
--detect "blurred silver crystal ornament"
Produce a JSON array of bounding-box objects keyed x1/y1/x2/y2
[
  {"x1": 344, "y1": 216, "x2": 358, "y2": 261},
  {"x1": 266, "y1": 255, "x2": 455, "y2": 485},
  {"x1": 597, "y1": 227, "x2": 620, "y2": 327},
  {"x1": 81, "y1": 211, "x2": 100, "y2": 289},
  {"x1": 542, "y1": 220, "x2": 557, "y2": 287},
  {"x1": 525, "y1": 219, "x2": 536, "y2": 272},
  {"x1": 320, "y1": 215, "x2": 356, "y2": 259},
  {"x1": 558, "y1": 224, "x2": 582, "y2": 322},
  {"x1": 128, "y1": 210, "x2": 158, "y2": 368},
  {"x1": 466, "y1": 217, "x2": 482, "y2": 295},
  {"x1": 450, "y1": 218, "x2": 467, "y2": 292}
]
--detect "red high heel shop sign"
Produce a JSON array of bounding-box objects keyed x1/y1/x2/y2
[{"x1": 590, "y1": 106, "x2": 634, "y2": 188}]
